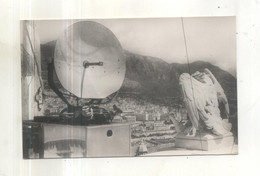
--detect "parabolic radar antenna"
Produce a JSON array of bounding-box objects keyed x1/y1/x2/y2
[
  {"x1": 23, "y1": 21, "x2": 130, "y2": 159},
  {"x1": 54, "y1": 21, "x2": 126, "y2": 99}
]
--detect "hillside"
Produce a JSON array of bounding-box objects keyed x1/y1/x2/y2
[{"x1": 122, "y1": 50, "x2": 237, "y2": 101}]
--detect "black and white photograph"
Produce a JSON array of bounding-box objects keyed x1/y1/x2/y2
[{"x1": 21, "y1": 17, "x2": 237, "y2": 159}]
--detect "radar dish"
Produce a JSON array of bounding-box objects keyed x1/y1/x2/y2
[{"x1": 54, "y1": 21, "x2": 126, "y2": 99}]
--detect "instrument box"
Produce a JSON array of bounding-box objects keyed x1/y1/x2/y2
[{"x1": 42, "y1": 123, "x2": 131, "y2": 158}]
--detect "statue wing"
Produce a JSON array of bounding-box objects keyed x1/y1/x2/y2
[
  {"x1": 204, "y1": 68, "x2": 230, "y2": 116},
  {"x1": 179, "y1": 73, "x2": 209, "y2": 129}
]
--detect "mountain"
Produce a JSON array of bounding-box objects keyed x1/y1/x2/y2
[{"x1": 121, "y1": 50, "x2": 237, "y2": 101}]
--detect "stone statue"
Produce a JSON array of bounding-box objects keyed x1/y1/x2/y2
[{"x1": 179, "y1": 68, "x2": 232, "y2": 137}]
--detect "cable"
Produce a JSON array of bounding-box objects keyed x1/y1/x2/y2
[
  {"x1": 80, "y1": 68, "x2": 87, "y2": 98},
  {"x1": 181, "y1": 17, "x2": 204, "y2": 151},
  {"x1": 24, "y1": 22, "x2": 44, "y2": 90}
]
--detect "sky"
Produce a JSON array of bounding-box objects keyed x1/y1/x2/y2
[{"x1": 35, "y1": 17, "x2": 236, "y2": 76}]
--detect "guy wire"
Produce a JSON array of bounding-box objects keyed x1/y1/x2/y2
[
  {"x1": 181, "y1": 17, "x2": 204, "y2": 151},
  {"x1": 25, "y1": 22, "x2": 44, "y2": 90}
]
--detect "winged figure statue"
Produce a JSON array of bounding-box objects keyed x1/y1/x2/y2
[{"x1": 179, "y1": 68, "x2": 232, "y2": 137}]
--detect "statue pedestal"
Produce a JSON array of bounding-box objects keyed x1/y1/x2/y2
[{"x1": 175, "y1": 132, "x2": 234, "y2": 151}]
